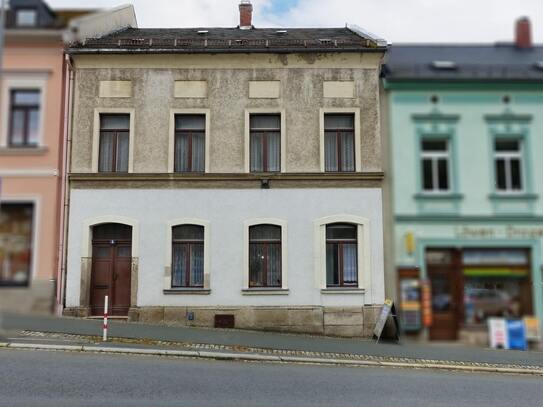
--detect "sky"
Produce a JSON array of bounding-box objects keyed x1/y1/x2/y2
[{"x1": 45, "y1": 0, "x2": 543, "y2": 44}]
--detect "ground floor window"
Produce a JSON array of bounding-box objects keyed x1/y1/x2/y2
[
  {"x1": 0, "y1": 203, "x2": 33, "y2": 286},
  {"x1": 326, "y1": 223, "x2": 358, "y2": 287},
  {"x1": 249, "y1": 224, "x2": 282, "y2": 288},
  {"x1": 171, "y1": 225, "x2": 204, "y2": 288}
]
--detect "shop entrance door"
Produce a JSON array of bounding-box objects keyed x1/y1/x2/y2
[
  {"x1": 427, "y1": 249, "x2": 462, "y2": 340},
  {"x1": 90, "y1": 224, "x2": 132, "y2": 316}
]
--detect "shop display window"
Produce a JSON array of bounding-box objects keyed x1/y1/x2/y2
[
  {"x1": 462, "y1": 248, "x2": 531, "y2": 325},
  {"x1": 0, "y1": 203, "x2": 34, "y2": 286}
]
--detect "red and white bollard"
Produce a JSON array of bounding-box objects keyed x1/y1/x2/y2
[{"x1": 103, "y1": 295, "x2": 109, "y2": 342}]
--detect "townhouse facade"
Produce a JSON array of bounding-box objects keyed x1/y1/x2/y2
[
  {"x1": 383, "y1": 18, "x2": 543, "y2": 341},
  {"x1": 62, "y1": 2, "x2": 388, "y2": 337},
  {"x1": 0, "y1": 0, "x2": 92, "y2": 313}
]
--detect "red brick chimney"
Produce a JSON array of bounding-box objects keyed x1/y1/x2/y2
[
  {"x1": 515, "y1": 17, "x2": 532, "y2": 49},
  {"x1": 239, "y1": 0, "x2": 253, "y2": 29}
]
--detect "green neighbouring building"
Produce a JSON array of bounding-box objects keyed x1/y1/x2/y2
[{"x1": 383, "y1": 18, "x2": 543, "y2": 342}]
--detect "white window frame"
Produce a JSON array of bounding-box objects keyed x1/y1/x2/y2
[
  {"x1": 164, "y1": 218, "x2": 211, "y2": 291},
  {"x1": 92, "y1": 108, "x2": 135, "y2": 173},
  {"x1": 314, "y1": 214, "x2": 370, "y2": 291},
  {"x1": 242, "y1": 218, "x2": 288, "y2": 293},
  {"x1": 494, "y1": 139, "x2": 524, "y2": 194},
  {"x1": 319, "y1": 108, "x2": 361, "y2": 172},
  {"x1": 168, "y1": 109, "x2": 210, "y2": 173},
  {"x1": 1, "y1": 73, "x2": 48, "y2": 148},
  {"x1": 244, "y1": 108, "x2": 286, "y2": 173},
  {"x1": 420, "y1": 139, "x2": 451, "y2": 193}
]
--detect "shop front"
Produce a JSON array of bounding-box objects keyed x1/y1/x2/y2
[{"x1": 396, "y1": 222, "x2": 543, "y2": 342}]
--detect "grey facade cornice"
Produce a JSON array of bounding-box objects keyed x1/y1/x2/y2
[{"x1": 69, "y1": 172, "x2": 385, "y2": 182}]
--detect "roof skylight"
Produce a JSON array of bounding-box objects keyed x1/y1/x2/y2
[{"x1": 431, "y1": 60, "x2": 458, "y2": 70}]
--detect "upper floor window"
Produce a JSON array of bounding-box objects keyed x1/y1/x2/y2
[
  {"x1": 15, "y1": 9, "x2": 38, "y2": 27},
  {"x1": 324, "y1": 114, "x2": 355, "y2": 172},
  {"x1": 98, "y1": 114, "x2": 130, "y2": 172},
  {"x1": 171, "y1": 225, "x2": 204, "y2": 288},
  {"x1": 250, "y1": 114, "x2": 280, "y2": 173},
  {"x1": 326, "y1": 223, "x2": 358, "y2": 287},
  {"x1": 174, "y1": 115, "x2": 205, "y2": 173},
  {"x1": 494, "y1": 139, "x2": 523, "y2": 192},
  {"x1": 249, "y1": 224, "x2": 282, "y2": 288},
  {"x1": 8, "y1": 89, "x2": 40, "y2": 147},
  {"x1": 421, "y1": 139, "x2": 450, "y2": 192}
]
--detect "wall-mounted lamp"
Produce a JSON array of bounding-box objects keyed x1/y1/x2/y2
[{"x1": 405, "y1": 232, "x2": 416, "y2": 255}]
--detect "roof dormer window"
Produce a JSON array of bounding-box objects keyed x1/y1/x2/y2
[
  {"x1": 15, "y1": 9, "x2": 38, "y2": 27},
  {"x1": 431, "y1": 60, "x2": 457, "y2": 70}
]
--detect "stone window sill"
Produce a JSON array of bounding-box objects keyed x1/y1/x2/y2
[
  {"x1": 241, "y1": 288, "x2": 289, "y2": 295},
  {"x1": 488, "y1": 193, "x2": 538, "y2": 200},
  {"x1": 414, "y1": 192, "x2": 464, "y2": 200},
  {"x1": 0, "y1": 146, "x2": 48, "y2": 155},
  {"x1": 321, "y1": 288, "x2": 365, "y2": 294},
  {"x1": 163, "y1": 288, "x2": 210, "y2": 295}
]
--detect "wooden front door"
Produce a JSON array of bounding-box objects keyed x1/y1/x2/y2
[
  {"x1": 427, "y1": 249, "x2": 462, "y2": 340},
  {"x1": 90, "y1": 224, "x2": 132, "y2": 316}
]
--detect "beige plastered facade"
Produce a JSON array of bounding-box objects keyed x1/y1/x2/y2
[{"x1": 70, "y1": 52, "x2": 383, "y2": 174}]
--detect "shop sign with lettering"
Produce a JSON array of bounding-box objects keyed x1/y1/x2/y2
[{"x1": 455, "y1": 225, "x2": 543, "y2": 240}]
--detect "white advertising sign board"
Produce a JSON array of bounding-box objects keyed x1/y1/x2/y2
[
  {"x1": 523, "y1": 317, "x2": 541, "y2": 341},
  {"x1": 488, "y1": 318, "x2": 509, "y2": 350}
]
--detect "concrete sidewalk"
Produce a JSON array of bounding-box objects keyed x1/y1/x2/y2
[{"x1": 2, "y1": 312, "x2": 543, "y2": 368}]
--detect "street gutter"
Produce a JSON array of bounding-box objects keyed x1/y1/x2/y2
[{"x1": 1, "y1": 341, "x2": 542, "y2": 376}]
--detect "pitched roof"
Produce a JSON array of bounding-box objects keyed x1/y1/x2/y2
[
  {"x1": 67, "y1": 26, "x2": 387, "y2": 54},
  {"x1": 384, "y1": 44, "x2": 543, "y2": 81}
]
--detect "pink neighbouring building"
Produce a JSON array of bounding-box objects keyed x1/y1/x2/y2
[{"x1": 0, "y1": 0, "x2": 92, "y2": 313}]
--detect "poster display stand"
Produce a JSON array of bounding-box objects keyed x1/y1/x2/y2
[{"x1": 373, "y1": 299, "x2": 400, "y2": 343}]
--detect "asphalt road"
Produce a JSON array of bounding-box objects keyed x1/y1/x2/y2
[{"x1": 0, "y1": 349, "x2": 542, "y2": 407}]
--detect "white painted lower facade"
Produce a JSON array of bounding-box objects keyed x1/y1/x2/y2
[{"x1": 65, "y1": 188, "x2": 385, "y2": 309}]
